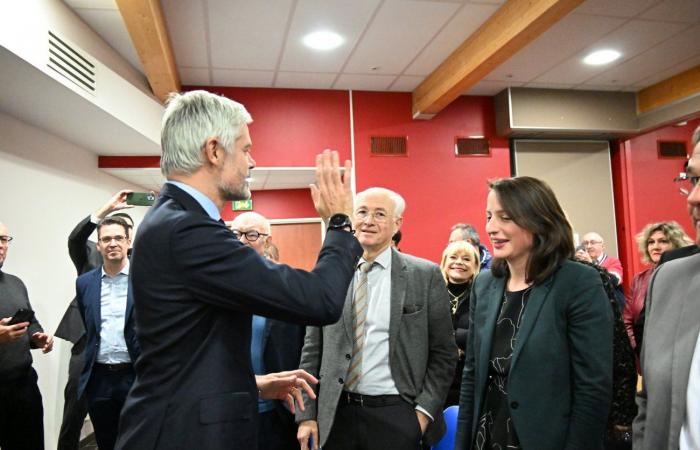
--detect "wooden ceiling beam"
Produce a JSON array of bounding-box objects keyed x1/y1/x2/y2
[
  {"x1": 115, "y1": 0, "x2": 180, "y2": 103},
  {"x1": 637, "y1": 65, "x2": 700, "y2": 115},
  {"x1": 412, "y1": 0, "x2": 585, "y2": 119}
]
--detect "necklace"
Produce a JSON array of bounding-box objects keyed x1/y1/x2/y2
[{"x1": 447, "y1": 285, "x2": 468, "y2": 314}]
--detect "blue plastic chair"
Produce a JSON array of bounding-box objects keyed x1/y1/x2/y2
[{"x1": 431, "y1": 405, "x2": 459, "y2": 450}]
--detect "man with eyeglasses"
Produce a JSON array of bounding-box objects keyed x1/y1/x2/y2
[
  {"x1": 0, "y1": 222, "x2": 54, "y2": 450},
  {"x1": 56, "y1": 190, "x2": 136, "y2": 450},
  {"x1": 75, "y1": 216, "x2": 139, "y2": 450},
  {"x1": 230, "y1": 212, "x2": 306, "y2": 450},
  {"x1": 296, "y1": 187, "x2": 456, "y2": 450},
  {"x1": 581, "y1": 232, "x2": 624, "y2": 285},
  {"x1": 634, "y1": 124, "x2": 700, "y2": 450}
]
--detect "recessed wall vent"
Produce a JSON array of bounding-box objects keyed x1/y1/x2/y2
[
  {"x1": 455, "y1": 137, "x2": 490, "y2": 156},
  {"x1": 657, "y1": 140, "x2": 687, "y2": 158},
  {"x1": 370, "y1": 136, "x2": 407, "y2": 156},
  {"x1": 47, "y1": 31, "x2": 96, "y2": 95}
]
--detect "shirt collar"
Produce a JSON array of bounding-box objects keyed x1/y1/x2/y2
[
  {"x1": 167, "y1": 181, "x2": 221, "y2": 221},
  {"x1": 102, "y1": 261, "x2": 130, "y2": 278},
  {"x1": 596, "y1": 253, "x2": 607, "y2": 264},
  {"x1": 359, "y1": 246, "x2": 392, "y2": 271}
]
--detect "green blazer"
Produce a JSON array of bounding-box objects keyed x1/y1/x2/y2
[{"x1": 455, "y1": 260, "x2": 613, "y2": 450}]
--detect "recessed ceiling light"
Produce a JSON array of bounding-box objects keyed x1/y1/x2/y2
[
  {"x1": 583, "y1": 49, "x2": 621, "y2": 66},
  {"x1": 303, "y1": 30, "x2": 344, "y2": 51}
]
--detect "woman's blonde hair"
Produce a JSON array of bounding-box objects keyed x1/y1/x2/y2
[
  {"x1": 440, "y1": 240, "x2": 480, "y2": 284},
  {"x1": 636, "y1": 221, "x2": 693, "y2": 264}
]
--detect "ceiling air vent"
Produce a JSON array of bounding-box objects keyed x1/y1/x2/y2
[
  {"x1": 47, "y1": 31, "x2": 96, "y2": 95},
  {"x1": 657, "y1": 140, "x2": 687, "y2": 158},
  {"x1": 370, "y1": 136, "x2": 407, "y2": 156},
  {"x1": 455, "y1": 137, "x2": 490, "y2": 156}
]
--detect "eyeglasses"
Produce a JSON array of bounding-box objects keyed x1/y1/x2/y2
[
  {"x1": 581, "y1": 240, "x2": 602, "y2": 246},
  {"x1": 232, "y1": 230, "x2": 268, "y2": 242},
  {"x1": 0, "y1": 236, "x2": 13, "y2": 244},
  {"x1": 354, "y1": 209, "x2": 391, "y2": 223},
  {"x1": 673, "y1": 172, "x2": 700, "y2": 196},
  {"x1": 98, "y1": 235, "x2": 127, "y2": 244}
]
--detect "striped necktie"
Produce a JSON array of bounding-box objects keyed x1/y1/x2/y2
[{"x1": 345, "y1": 261, "x2": 373, "y2": 391}]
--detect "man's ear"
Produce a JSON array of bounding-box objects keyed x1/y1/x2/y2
[
  {"x1": 203, "y1": 137, "x2": 222, "y2": 166},
  {"x1": 394, "y1": 217, "x2": 403, "y2": 233}
]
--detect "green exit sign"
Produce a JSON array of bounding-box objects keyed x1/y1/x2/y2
[{"x1": 232, "y1": 199, "x2": 253, "y2": 211}]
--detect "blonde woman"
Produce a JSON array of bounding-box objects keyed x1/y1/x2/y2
[
  {"x1": 440, "y1": 240, "x2": 480, "y2": 405},
  {"x1": 624, "y1": 221, "x2": 693, "y2": 353}
]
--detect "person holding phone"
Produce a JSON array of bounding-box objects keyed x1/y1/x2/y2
[{"x1": 0, "y1": 221, "x2": 53, "y2": 450}]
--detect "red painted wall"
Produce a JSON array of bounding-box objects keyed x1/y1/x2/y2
[
  {"x1": 186, "y1": 87, "x2": 352, "y2": 167},
  {"x1": 222, "y1": 189, "x2": 316, "y2": 222},
  {"x1": 616, "y1": 118, "x2": 699, "y2": 280},
  {"x1": 352, "y1": 92, "x2": 510, "y2": 262}
]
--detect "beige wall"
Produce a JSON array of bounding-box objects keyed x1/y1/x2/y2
[
  {"x1": 513, "y1": 140, "x2": 618, "y2": 257},
  {"x1": 0, "y1": 112, "x2": 148, "y2": 447}
]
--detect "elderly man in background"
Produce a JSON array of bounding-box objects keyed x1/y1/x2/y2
[
  {"x1": 231, "y1": 212, "x2": 306, "y2": 450},
  {"x1": 581, "y1": 231, "x2": 623, "y2": 285}
]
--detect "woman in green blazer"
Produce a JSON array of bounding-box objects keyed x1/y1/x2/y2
[{"x1": 455, "y1": 176, "x2": 613, "y2": 450}]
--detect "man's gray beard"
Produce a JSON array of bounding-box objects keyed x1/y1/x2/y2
[{"x1": 219, "y1": 181, "x2": 250, "y2": 202}]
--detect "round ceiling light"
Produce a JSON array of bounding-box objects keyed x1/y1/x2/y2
[
  {"x1": 583, "y1": 49, "x2": 621, "y2": 66},
  {"x1": 303, "y1": 30, "x2": 344, "y2": 51}
]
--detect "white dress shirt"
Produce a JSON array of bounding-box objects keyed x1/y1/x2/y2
[{"x1": 680, "y1": 330, "x2": 700, "y2": 449}]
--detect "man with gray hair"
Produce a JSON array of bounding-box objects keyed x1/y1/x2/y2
[
  {"x1": 115, "y1": 90, "x2": 362, "y2": 450},
  {"x1": 297, "y1": 187, "x2": 456, "y2": 450},
  {"x1": 230, "y1": 212, "x2": 306, "y2": 450},
  {"x1": 449, "y1": 223, "x2": 492, "y2": 271}
]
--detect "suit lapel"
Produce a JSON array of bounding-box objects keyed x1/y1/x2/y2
[
  {"x1": 342, "y1": 275, "x2": 355, "y2": 343},
  {"x1": 510, "y1": 277, "x2": 554, "y2": 371},
  {"x1": 479, "y1": 277, "x2": 504, "y2": 382},
  {"x1": 90, "y1": 269, "x2": 102, "y2": 334},
  {"x1": 669, "y1": 269, "x2": 700, "y2": 434},
  {"x1": 388, "y1": 249, "x2": 407, "y2": 354}
]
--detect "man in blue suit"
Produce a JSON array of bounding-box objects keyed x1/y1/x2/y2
[
  {"x1": 76, "y1": 216, "x2": 139, "y2": 450},
  {"x1": 115, "y1": 90, "x2": 362, "y2": 450}
]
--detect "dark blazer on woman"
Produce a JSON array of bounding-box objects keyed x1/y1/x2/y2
[{"x1": 455, "y1": 260, "x2": 613, "y2": 450}]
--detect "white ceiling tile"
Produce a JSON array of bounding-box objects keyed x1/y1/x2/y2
[
  {"x1": 274, "y1": 71, "x2": 337, "y2": 89},
  {"x1": 404, "y1": 2, "x2": 499, "y2": 76},
  {"x1": 211, "y1": 69, "x2": 275, "y2": 87},
  {"x1": 333, "y1": 74, "x2": 396, "y2": 91},
  {"x1": 534, "y1": 19, "x2": 687, "y2": 85},
  {"x1": 278, "y1": 0, "x2": 381, "y2": 73},
  {"x1": 522, "y1": 82, "x2": 576, "y2": 89},
  {"x1": 585, "y1": 24, "x2": 700, "y2": 86},
  {"x1": 573, "y1": 0, "x2": 660, "y2": 18},
  {"x1": 389, "y1": 75, "x2": 424, "y2": 91},
  {"x1": 71, "y1": 8, "x2": 144, "y2": 73},
  {"x1": 571, "y1": 84, "x2": 629, "y2": 91},
  {"x1": 64, "y1": 0, "x2": 117, "y2": 9},
  {"x1": 487, "y1": 14, "x2": 625, "y2": 82},
  {"x1": 208, "y1": 0, "x2": 293, "y2": 70},
  {"x1": 344, "y1": 0, "x2": 460, "y2": 74},
  {"x1": 161, "y1": 0, "x2": 209, "y2": 68},
  {"x1": 640, "y1": 0, "x2": 700, "y2": 23},
  {"x1": 633, "y1": 54, "x2": 700, "y2": 87},
  {"x1": 464, "y1": 80, "x2": 522, "y2": 95},
  {"x1": 179, "y1": 67, "x2": 212, "y2": 85}
]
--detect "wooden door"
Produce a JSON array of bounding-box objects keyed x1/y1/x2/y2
[{"x1": 270, "y1": 222, "x2": 323, "y2": 271}]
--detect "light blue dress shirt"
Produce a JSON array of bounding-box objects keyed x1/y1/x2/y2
[
  {"x1": 167, "y1": 181, "x2": 221, "y2": 221},
  {"x1": 96, "y1": 262, "x2": 131, "y2": 364}
]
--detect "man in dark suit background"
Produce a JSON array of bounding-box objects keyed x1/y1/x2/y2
[
  {"x1": 76, "y1": 216, "x2": 139, "y2": 450},
  {"x1": 115, "y1": 90, "x2": 362, "y2": 450},
  {"x1": 296, "y1": 187, "x2": 456, "y2": 450},
  {"x1": 55, "y1": 192, "x2": 134, "y2": 450},
  {"x1": 230, "y1": 211, "x2": 307, "y2": 449}
]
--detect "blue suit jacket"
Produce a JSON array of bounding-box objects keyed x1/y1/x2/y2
[
  {"x1": 76, "y1": 267, "x2": 140, "y2": 398},
  {"x1": 115, "y1": 183, "x2": 362, "y2": 450}
]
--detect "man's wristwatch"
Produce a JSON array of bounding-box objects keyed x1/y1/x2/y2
[{"x1": 327, "y1": 213, "x2": 353, "y2": 233}]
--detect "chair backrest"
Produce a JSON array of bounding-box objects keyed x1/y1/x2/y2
[{"x1": 431, "y1": 405, "x2": 459, "y2": 450}]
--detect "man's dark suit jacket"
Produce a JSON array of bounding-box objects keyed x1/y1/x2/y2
[
  {"x1": 75, "y1": 267, "x2": 139, "y2": 398},
  {"x1": 456, "y1": 260, "x2": 613, "y2": 450},
  {"x1": 115, "y1": 183, "x2": 362, "y2": 450}
]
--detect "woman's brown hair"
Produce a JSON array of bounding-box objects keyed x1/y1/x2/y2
[{"x1": 489, "y1": 176, "x2": 574, "y2": 285}]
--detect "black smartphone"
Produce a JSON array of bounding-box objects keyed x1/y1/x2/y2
[
  {"x1": 126, "y1": 192, "x2": 156, "y2": 206},
  {"x1": 8, "y1": 308, "x2": 34, "y2": 325}
]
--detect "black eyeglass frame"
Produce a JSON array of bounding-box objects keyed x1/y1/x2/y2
[
  {"x1": 232, "y1": 230, "x2": 269, "y2": 242},
  {"x1": 673, "y1": 172, "x2": 700, "y2": 196}
]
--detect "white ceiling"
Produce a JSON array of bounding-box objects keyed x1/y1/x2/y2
[
  {"x1": 101, "y1": 167, "x2": 317, "y2": 192},
  {"x1": 63, "y1": 0, "x2": 700, "y2": 96}
]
